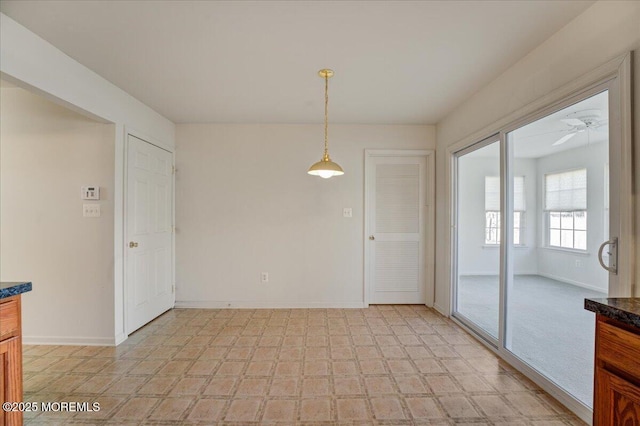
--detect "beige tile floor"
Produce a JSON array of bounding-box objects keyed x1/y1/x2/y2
[{"x1": 22, "y1": 305, "x2": 587, "y2": 425}]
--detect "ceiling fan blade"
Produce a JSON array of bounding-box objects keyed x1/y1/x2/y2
[
  {"x1": 552, "y1": 132, "x2": 577, "y2": 146},
  {"x1": 561, "y1": 118, "x2": 585, "y2": 126}
]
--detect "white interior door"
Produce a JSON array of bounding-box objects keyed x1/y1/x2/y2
[
  {"x1": 366, "y1": 152, "x2": 432, "y2": 304},
  {"x1": 126, "y1": 135, "x2": 174, "y2": 334}
]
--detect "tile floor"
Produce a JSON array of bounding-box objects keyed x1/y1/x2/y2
[{"x1": 22, "y1": 305, "x2": 587, "y2": 425}]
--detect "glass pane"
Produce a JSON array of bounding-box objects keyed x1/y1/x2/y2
[
  {"x1": 455, "y1": 139, "x2": 500, "y2": 340},
  {"x1": 507, "y1": 90, "x2": 609, "y2": 409},
  {"x1": 560, "y1": 212, "x2": 573, "y2": 230},
  {"x1": 561, "y1": 230, "x2": 573, "y2": 248},
  {"x1": 574, "y1": 230, "x2": 587, "y2": 250},
  {"x1": 513, "y1": 229, "x2": 520, "y2": 245},
  {"x1": 574, "y1": 211, "x2": 587, "y2": 230}
]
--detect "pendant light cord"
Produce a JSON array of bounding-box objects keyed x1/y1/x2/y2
[{"x1": 324, "y1": 73, "x2": 329, "y2": 159}]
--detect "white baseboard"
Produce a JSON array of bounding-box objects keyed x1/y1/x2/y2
[
  {"x1": 458, "y1": 272, "x2": 498, "y2": 276},
  {"x1": 459, "y1": 271, "x2": 538, "y2": 277},
  {"x1": 115, "y1": 332, "x2": 127, "y2": 346},
  {"x1": 174, "y1": 300, "x2": 367, "y2": 309},
  {"x1": 23, "y1": 336, "x2": 116, "y2": 346},
  {"x1": 537, "y1": 272, "x2": 607, "y2": 293},
  {"x1": 433, "y1": 303, "x2": 449, "y2": 317}
]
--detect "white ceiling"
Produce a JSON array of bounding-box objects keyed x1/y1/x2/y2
[{"x1": 0, "y1": 1, "x2": 595, "y2": 124}]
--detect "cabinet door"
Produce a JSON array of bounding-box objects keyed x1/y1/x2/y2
[
  {"x1": 595, "y1": 367, "x2": 640, "y2": 425},
  {"x1": 0, "y1": 336, "x2": 22, "y2": 426}
]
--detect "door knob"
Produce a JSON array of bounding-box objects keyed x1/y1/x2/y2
[
  {"x1": 129, "y1": 241, "x2": 139, "y2": 248},
  {"x1": 369, "y1": 235, "x2": 375, "y2": 240}
]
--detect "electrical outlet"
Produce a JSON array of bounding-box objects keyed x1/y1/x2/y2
[
  {"x1": 343, "y1": 207, "x2": 352, "y2": 218},
  {"x1": 261, "y1": 272, "x2": 269, "y2": 283}
]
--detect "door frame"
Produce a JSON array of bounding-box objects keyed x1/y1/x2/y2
[
  {"x1": 446, "y1": 53, "x2": 633, "y2": 424},
  {"x1": 364, "y1": 149, "x2": 435, "y2": 308},
  {"x1": 121, "y1": 128, "x2": 176, "y2": 337}
]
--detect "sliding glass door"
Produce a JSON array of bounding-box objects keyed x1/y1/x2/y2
[
  {"x1": 505, "y1": 90, "x2": 609, "y2": 408},
  {"x1": 454, "y1": 137, "x2": 501, "y2": 342},
  {"x1": 452, "y1": 83, "x2": 624, "y2": 419}
]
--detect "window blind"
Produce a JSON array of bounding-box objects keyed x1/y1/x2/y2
[
  {"x1": 485, "y1": 176, "x2": 525, "y2": 211},
  {"x1": 545, "y1": 169, "x2": 587, "y2": 211}
]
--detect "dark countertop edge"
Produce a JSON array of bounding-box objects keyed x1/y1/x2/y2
[
  {"x1": 585, "y1": 298, "x2": 640, "y2": 329},
  {"x1": 0, "y1": 282, "x2": 32, "y2": 299}
]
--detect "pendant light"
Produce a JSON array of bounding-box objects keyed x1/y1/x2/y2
[{"x1": 308, "y1": 69, "x2": 344, "y2": 179}]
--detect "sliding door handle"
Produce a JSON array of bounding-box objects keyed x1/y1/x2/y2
[{"x1": 598, "y1": 237, "x2": 618, "y2": 275}]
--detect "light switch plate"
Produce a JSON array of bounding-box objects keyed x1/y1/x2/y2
[
  {"x1": 83, "y1": 204, "x2": 101, "y2": 217},
  {"x1": 343, "y1": 208, "x2": 353, "y2": 218},
  {"x1": 81, "y1": 186, "x2": 100, "y2": 200}
]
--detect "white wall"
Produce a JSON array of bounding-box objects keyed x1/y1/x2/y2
[
  {"x1": 435, "y1": 1, "x2": 640, "y2": 314},
  {"x1": 535, "y1": 142, "x2": 609, "y2": 292},
  {"x1": 0, "y1": 14, "x2": 174, "y2": 147},
  {"x1": 1, "y1": 13, "x2": 176, "y2": 343},
  {"x1": 458, "y1": 157, "x2": 538, "y2": 275},
  {"x1": 1, "y1": 87, "x2": 116, "y2": 344},
  {"x1": 175, "y1": 124, "x2": 434, "y2": 307}
]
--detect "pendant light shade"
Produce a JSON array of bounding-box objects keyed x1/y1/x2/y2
[{"x1": 308, "y1": 69, "x2": 344, "y2": 178}]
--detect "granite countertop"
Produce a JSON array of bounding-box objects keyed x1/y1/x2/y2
[
  {"x1": 0, "y1": 282, "x2": 33, "y2": 299},
  {"x1": 585, "y1": 298, "x2": 640, "y2": 329}
]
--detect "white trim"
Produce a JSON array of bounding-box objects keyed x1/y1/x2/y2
[
  {"x1": 114, "y1": 332, "x2": 127, "y2": 346},
  {"x1": 432, "y1": 303, "x2": 448, "y2": 317},
  {"x1": 614, "y1": 54, "x2": 635, "y2": 297},
  {"x1": 365, "y1": 149, "x2": 434, "y2": 157},
  {"x1": 364, "y1": 149, "x2": 435, "y2": 308},
  {"x1": 23, "y1": 336, "x2": 116, "y2": 347},
  {"x1": 175, "y1": 301, "x2": 366, "y2": 309},
  {"x1": 537, "y1": 272, "x2": 607, "y2": 294},
  {"x1": 458, "y1": 271, "x2": 538, "y2": 276},
  {"x1": 114, "y1": 125, "x2": 126, "y2": 345}
]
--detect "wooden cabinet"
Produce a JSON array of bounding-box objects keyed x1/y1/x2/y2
[
  {"x1": 0, "y1": 295, "x2": 23, "y2": 426},
  {"x1": 594, "y1": 314, "x2": 640, "y2": 425}
]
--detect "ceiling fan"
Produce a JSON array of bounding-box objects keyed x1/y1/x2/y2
[{"x1": 552, "y1": 109, "x2": 608, "y2": 146}]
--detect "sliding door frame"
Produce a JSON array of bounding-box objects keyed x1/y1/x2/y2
[
  {"x1": 451, "y1": 134, "x2": 503, "y2": 348},
  {"x1": 447, "y1": 53, "x2": 633, "y2": 424}
]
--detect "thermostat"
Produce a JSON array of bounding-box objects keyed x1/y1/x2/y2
[{"x1": 81, "y1": 186, "x2": 100, "y2": 200}]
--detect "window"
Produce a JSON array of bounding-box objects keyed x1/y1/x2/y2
[
  {"x1": 484, "y1": 176, "x2": 525, "y2": 245},
  {"x1": 485, "y1": 211, "x2": 523, "y2": 245},
  {"x1": 545, "y1": 169, "x2": 587, "y2": 250},
  {"x1": 549, "y1": 211, "x2": 587, "y2": 249}
]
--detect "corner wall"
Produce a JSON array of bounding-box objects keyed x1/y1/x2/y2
[
  {"x1": 0, "y1": 13, "x2": 176, "y2": 343},
  {"x1": 1, "y1": 87, "x2": 116, "y2": 344},
  {"x1": 175, "y1": 124, "x2": 435, "y2": 307},
  {"x1": 435, "y1": 0, "x2": 640, "y2": 314}
]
